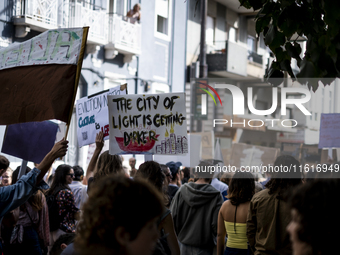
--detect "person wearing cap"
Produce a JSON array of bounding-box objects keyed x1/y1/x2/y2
[{"x1": 166, "y1": 161, "x2": 182, "y2": 205}]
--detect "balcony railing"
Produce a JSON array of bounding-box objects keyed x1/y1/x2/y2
[
  {"x1": 12, "y1": 1, "x2": 142, "y2": 56},
  {"x1": 107, "y1": 14, "x2": 141, "y2": 55},
  {"x1": 13, "y1": 0, "x2": 107, "y2": 45},
  {"x1": 13, "y1": 0, "x2": 59, "y2": 29},
  {"x1": 248, "y1": 51, "x2": 263, "y2": 65},
  {"x1": 69, "y1": 2, "x2": 107, "y2": 44},
  {"x1": 206, "y1": 40, "x2": 248, "y2": 77}
]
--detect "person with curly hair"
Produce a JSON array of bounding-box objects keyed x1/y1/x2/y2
[
  {"x1": 45, "y1": 165, "x2": 79, "y2": 251},
  {"x1": 74, "y1": 175, "x2": 163, "y2": 255},
  {"x1": 217, "y1": 171, "x2": 255, "y2": 255},
  {"x1": 247, "y1": 155, "x2": 302, "y2": 255},
  {"x1": 287, "y1": 179, "x2": 340, "y2": 255},
  {"x1": 135, "y1": 161, "x2": 180, "y2": 255}
]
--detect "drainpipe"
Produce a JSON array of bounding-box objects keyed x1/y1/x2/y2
[
  {"x1": 199, "y1": 0, "x2": 208, "y2": 79},
  {"x1": 197, "y1": 0, "x2": 208, "y2": 132}
]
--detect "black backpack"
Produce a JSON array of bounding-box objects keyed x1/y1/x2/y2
[{"x1": 46, "y1": 187, "x2": 64, "y2": 232}]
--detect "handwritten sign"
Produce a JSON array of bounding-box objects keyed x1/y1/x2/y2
[
  {"x1": 76, "y1": 85, "x2": 127, "y2": 147},
  {"x1": 0, "y1": 28, "x2": 84, "y2": 70},
  {"x1": 319, "y1": 113, "x2": 340, "y2": 148},
  {"x1": 108, "y1": 93, "x2": 188, "y2": 155}
]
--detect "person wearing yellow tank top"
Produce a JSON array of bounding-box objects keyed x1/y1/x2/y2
[{"x1": 217, "y1": 171, "x2": 255, "y2": 255}]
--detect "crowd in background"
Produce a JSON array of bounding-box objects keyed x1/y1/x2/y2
[{"x1": 0, "y1": 131, "x2": 339, "y2": 255}]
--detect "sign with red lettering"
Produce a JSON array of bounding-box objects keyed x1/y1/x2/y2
[
  {"x1": 108, "y1": 93, "x2": 188, "y2": 155},
  {"x1": 76, "y1": 84, "x2": 127, "y2": 147}
]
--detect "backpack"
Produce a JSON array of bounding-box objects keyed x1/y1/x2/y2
[{"x1": 46, "y1": 187, "x2": 64, "y2": 232}]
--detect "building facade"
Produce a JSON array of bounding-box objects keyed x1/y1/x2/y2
[{"x1": 0, "y1": 0, "x2": 187, "y2": 168}]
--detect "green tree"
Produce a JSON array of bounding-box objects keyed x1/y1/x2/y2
[{"x1": 239, "y1": 0, "x2": 340, "y2": 91}]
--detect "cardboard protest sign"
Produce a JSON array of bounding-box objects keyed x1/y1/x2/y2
[
  {"x1": 230, "y1": 143, "x2": 280, "y2": 169},
  {"x1": 200, "y1": 131, "x2": 214, "y2": 160},
  {"x1": 319, "y1": 113, "x2": 340, "y2": 148},
  {"x1": 108, "y1": 93, "x2": 188, "y2": 155},
  {"x1": 0, "y1": 27, "x2": 88, "y2": 125},
  {"x1": 76, "y1": 85, "x2": 127, "y2": 147},
  {"x1": 1, "y1": 121, "x2": 58, "y2": 163}
]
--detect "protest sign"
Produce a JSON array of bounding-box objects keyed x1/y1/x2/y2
[
  {"x1": 1, "y1": 121, "x2": 58, "y2": 163},
  {"x1": 0, "y1": 27, "x2": 88, "y2": 125},
  {"x1": 200, "y1": 131, "x2": 214, "y2": 160},
  {"x1": 108, "y1": 93, "x2": 188, "y2": 155},
  {"x1": 230, "y1": 143, "x2": 280, "y2": 169},
  {"x1": 76, "y1": 84, "x2": 127, "y2": 147},
  {"x1": 319, "y1": 113, "x2": 340, "y2": 148}
]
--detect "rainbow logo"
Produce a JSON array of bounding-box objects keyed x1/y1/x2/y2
[{"x1": 196, "y1": 81, "x2": 222, "y2": 115}]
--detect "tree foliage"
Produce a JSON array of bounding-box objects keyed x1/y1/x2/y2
[{"x1": 239, "y1": 0, "x2": 340, "y2": 91}]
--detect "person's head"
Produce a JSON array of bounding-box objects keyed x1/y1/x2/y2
[
  {"x1": 227, "y1": 171, "x2": 255, "y2": 205},
  {"x1": 12, "y1": 166, "x2": 32, "y2": 184},
  {"x1": 265, "y1": 155, "x2": 302, "y2": 198},
  {"x1": 1, "y1": 167, "x2": 13, "y2": 186},
  {"x1": 220, "y1": 172, "x2": 233, "y2": 186},
  {"x1": 160, "y1": 164, "x2": 171, "y2": 185},
  {"x1": 75, "y1": 175, "x2": 163, "y2": 255},
  {"x1": 287, "y1": 179, "x2": 340, "y2": 255},
  {"x1": 73, "y1": 165, "x2": 84, "y2": 182},
  {"x1": 133, "y1": 3, "x2": 141, "y2": 12},
  {"x1": 47, "y1": 164, "x2": 73, "y2": 195},
  {"x1": 94, "y1": 151, "x2": 124, "y2": 180},
  {"x1": 129, "y1": 157, "x2": 136, "y2": 169},
  {"x1": 50, "y1": 233, "x2": 75, "y2": 255},
  {"x1": 166, "y1": 161, "x2": 182, "y2": 182},
  {"x1": 180, "y1": 167, "x2": 190, "y2": 183},
  {"x1": 135, "y1": 161, "x2": 165, "y2": 192},
  {"x1": 0, "y1": 155, "x2": 10, "y2": 176}
]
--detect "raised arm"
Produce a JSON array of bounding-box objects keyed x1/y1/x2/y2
[
  {"x1": 36, "y1": 139, "x2": 68, "y2": 184},
  {"x1": 86, "y1": 131, "x2": 104, "y2": 180}
]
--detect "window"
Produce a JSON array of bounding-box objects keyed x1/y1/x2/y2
[
  {"x1": 247, "y1": 35, "x2": 256, "y2": 53},
  {"x1": 226, "y1": 25, "x2": 238, "y2": 42},
  {"x1": 155, "y1": 0, "x2": 172, "y2": 40},
  {"x1": 206, "y1": 16, "x2": 215, "y2": 45},
  {"x1": 109, "y1": 0, "x2": 128, "y2": 16}
]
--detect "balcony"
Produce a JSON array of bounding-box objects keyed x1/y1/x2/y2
[
  {"x1": 12, "y1": 0, "x2": 107, "y2": 46},
  {"x1": 206, "y1": 40, "x2": 248, "y2": 79},
  {"x1": 12, "y1": 1, "x2": 142, "y2": 58},
  {"x1": 105, "y1": 14, "x2": 141, "y2": 61},
  {"x1": 247, "y1": 51, "x2": 265, "y2": 79}
]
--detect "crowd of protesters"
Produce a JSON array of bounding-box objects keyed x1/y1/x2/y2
[{"x1": 0, "y1": 131, "x2": 339, "y2": 255}]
